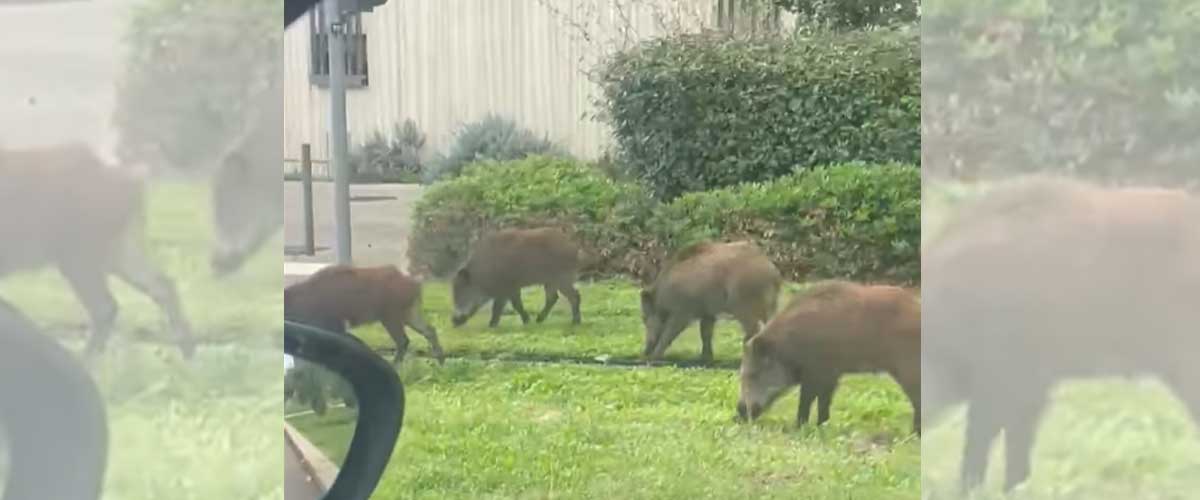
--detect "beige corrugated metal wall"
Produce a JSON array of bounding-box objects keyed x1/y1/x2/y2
[{"x1": 283, "y1": 0, "x2": 790, "y2": 174}]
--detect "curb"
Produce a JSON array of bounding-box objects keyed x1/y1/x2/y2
[
  {"x1": 284, "y1": 421, "x2": 341, "y2": 493},
  {"x1": 283, "y1": 261, "x2": 330, "y2": 277}
]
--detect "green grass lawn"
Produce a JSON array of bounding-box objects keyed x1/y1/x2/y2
[
  {"x1": 0, "y1": 181, "x2": 282, "y2": 500},
  {"x1": 290, "y1": 278, "x2": 921, "y2": 499},
  {"x1": 290, "y1": 358, "x2": 920, "y2": 500},
  {"x1": 921, "y1": 379, "x2": 1200, "y2": 500}
]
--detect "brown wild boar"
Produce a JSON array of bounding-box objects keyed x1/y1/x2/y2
[
  {"x1": 208, "y1": 76, "x2": 283, "y2": 277},
  {"x1": 285, "y1": 264, "x2": 445, "y2": 364},
  {"x1": 450, "y1": 227, "x2": 582, "y2": 328},
  {"x1": 640, "y1": 240, "x2": 782, "y2": 363},
  {"x1": 735, "y1": 280, "x2": 921, "y2": 433},
  {"x1": 922, "y1": 175, "x2": 1200, "y2": 494},
  {"x1": 0, "y1": 143, "x2": 195, "y2": 359}
]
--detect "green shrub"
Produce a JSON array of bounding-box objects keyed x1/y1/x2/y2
[
  {"x1": 653, "y1": 163, "x2": 920, "y2": 284},
  {"x1": 408, "y1": 156, "x2": 658, "y2": 279},
  {"x1": 773, "y1": 0, "x2": 919, "y2": 30},
  {"x1": 423, "y1": 114, "x2": 569, "y2": 183},
  {"x1": 285, "y1": 360, "x2": 357, "y2": 415},
  {"x1": 922, "y1": 0, "x2": 1200, "y2": 183},
  {"x1": 596, "y1": 28, "x2": 919, "y2": 200},
  {"x1": 350, "y1": 119, "x2": 426, "y2": 183},
  {"x1": 410, "y1": 158, "x2": 919, "y2": 285}
]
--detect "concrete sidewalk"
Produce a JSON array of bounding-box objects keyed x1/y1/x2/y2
[{"x1": 284, "y1": 182, "x2": 424, "y2": 270}]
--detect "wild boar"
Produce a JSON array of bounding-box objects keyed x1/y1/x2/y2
[
  {"x1": 209, "y1": 76, "x2": 283, "y2": 277},
  {"x1": 735, "y1": 280, "x2": 921, "y2": 433},
  {"x1": 450, "y1": 227, "x2": 582, "y2": 328},
  {"x1": 285, "y1": 264, "x2": 445, "y2": 364},
  {"x1": 640, "y1": 240, "x2": 782, "y2": 363},
  {"x1": 922, "y1": 175, "x2": 1200, "y2": 494},
  {"x1": 0, "y1": 143, "x2": 196, "y2": 359}
]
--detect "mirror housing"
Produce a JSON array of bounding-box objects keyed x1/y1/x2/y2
[
  {"x1": 0, "y1": 299, "x2": 108, "y2": 500},
  {"x1": 284, "y1": 320, "x2": 404, "y2": 500}
]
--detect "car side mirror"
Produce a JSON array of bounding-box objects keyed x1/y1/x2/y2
[
  {"x1": 0, "y1": 299, "x2": 108, "y2": 500},
  {"x1": 284, "y1": 320, "x2": 405, "y2": 500}
]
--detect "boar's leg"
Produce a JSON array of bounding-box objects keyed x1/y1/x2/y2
[
  {"x1": 1001, "y1": 389, "x2": 1048, "y2": 493},
  {"x1": 58, "y1": 263, "x2": 118, "y2": 359},
  {"x1": 815, "y1": 376, "x2": 840, "y2": 426},
  {"x1": 405, "y1": 311, "x2": 445, "y2": 364},
  {"x1": 698, "y1": 316, "x2": 717, "y2": 363},
  {"x1": 488, "y1": 296, "x2": 509, "y2": 328},
  {"x1": 112, "y1": 243, "x2": 196, "y2": 359},
  {"x1": 891, "y1": 364, "x2": 922, "y2": 435},
  {"x1": 379, "y1": 318, "x2": 410, "y2": 365},
  {"x1": 509, "y1": 292, "x2": 532, "y2": 325},
  {"x1": 797, "y1": 382, "x2": 817, "y2": 426},
  {"x1": 650, "y1": 314, "x2": 694, "y2": 361},
  {"x1": 535, "y1": 285, "x2": 559, "y2": 323},
  {"x1": 1166, "y1": 372, "x2": 1200, "y2": 424},
  {"x1": 561, "y1": 283, "x2": 582, "y2": 325},
  {"x1": 959, "y1": 396, "x2": 1003, "y2": 495}
]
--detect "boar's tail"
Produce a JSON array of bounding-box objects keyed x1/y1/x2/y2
[{"x1": 766, "y1": 280, "x2": 781, "y2": 317}]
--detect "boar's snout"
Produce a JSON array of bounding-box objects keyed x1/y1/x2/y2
[
  {"x1": 735, "y1": 400, "x2": 762, "y2": 422},
  {"x1": 211, "y1": 249, "x2": 243, "y2": 277}
]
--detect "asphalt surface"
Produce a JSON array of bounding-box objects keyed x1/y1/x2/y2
[
  {"x1": 284, "y1": 181, "x2": 424, "y2": 269},
  {"x1": 284, "y1": 432, "x2": 326, "y2": 500},
  {"x1": 0, "y1": 0, "x2": 129, "y2": 155}
]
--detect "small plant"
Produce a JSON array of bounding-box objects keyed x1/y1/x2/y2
[
  {"x1": 350, "y1": 119, "x2": 427, "y2": 183},
  {"x1": 423, "y1": 114, "x2": 568, "y2": 183},
  {"x1": 285, "y1": 359, "x2": 357, "y2": 415}
]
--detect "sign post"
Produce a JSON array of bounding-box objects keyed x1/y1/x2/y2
[{"x1": 325, "y1": 0, "x2": 352, "y2": 265}]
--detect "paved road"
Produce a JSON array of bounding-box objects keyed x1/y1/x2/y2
[
  {"x1": 0, "y1": 0, "x2": 130, "y2": 156},
  {"x1": 284, "y1": 433, "x2": 326, "y2": 500},
  {"x1": 284, "y1": 181, "x2": 425, "y2": 269}
]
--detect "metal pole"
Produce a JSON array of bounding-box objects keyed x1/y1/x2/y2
[
  {"x1": 326, "y1": 0, "x2": 352, "y2": 265},
  {"x1": 301, "y1": 144, "x2": 316, "y2": 256}
]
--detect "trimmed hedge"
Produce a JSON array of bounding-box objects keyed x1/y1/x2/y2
[
  {"x1": 408, "y1": 158, "x2": 919, "y2": 285},
  {"x1": 653, "y1": 163, "x2": 920, "y2": 284},
  {"x1": 596, "y1": 28, "x2": 919, "y2": 200},
  {"x1": 407, "y1": 156, "x2": 658, "y2": 279}
]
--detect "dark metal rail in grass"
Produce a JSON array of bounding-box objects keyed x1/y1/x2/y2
[{"x1": 372, "y1": 346, "x2": 742, "y2": 371}]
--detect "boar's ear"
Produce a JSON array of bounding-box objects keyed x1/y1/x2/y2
[
  {"x1": 639, "y1": 288, "x2": 655, "y2": 307},
  {"x1": 745, "y1": 334, "x2": 773, "y2": 354}
]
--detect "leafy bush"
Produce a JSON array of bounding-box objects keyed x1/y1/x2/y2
[
  {"x1": 284, "y1": 360, "x2": 357, "y2": 415},
  {"x1": 773, "y1": 0, "x2": 919, "y2": 30},
  {"x1": 114, "y1": 0, "x2": 279, "y2": 172},
  {"x1": 410, "y1": 158, "x2": 919, "y2": 285},
  {"x1": 595, "y1": 28, "x2": 919, "y2": 200},
  {"x1": 408, "y1": 156, "x2": 658, "y2": 279},
  {"x1": 922, "y1": 0, "x2": 1200, "y2": 184},
  {"x1": 423, "y1": 114, "x2": 569, "y2": 183},
  {"x1": 349, "y1": 119, "x2": 427, "y2": 183},
  {"x1": 653, "y1": 162, "x2": 920, "y2": 284}
]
